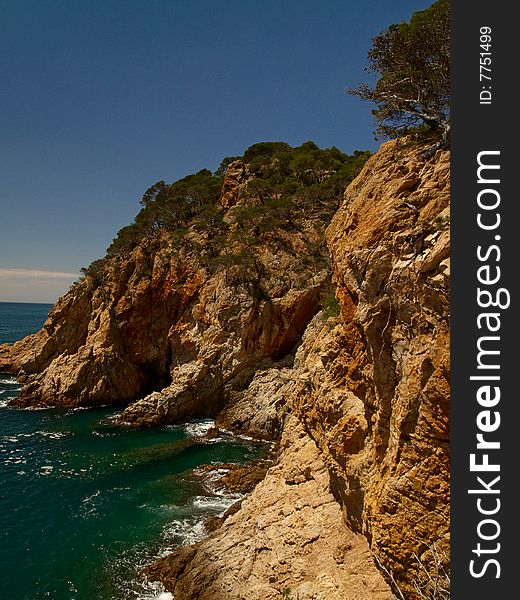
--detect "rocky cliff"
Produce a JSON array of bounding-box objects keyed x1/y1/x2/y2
[
  {"x1": 305, "y1": 138, "x2": 450, "y2": 596},
  {"x1": 146, "y1": 138, "x2": 450, "y2": 599},
  {"x1": 0, "y1": 138, "x2": 449, "y2": 598},
  {"x1": 147, "y1": 416, "x2": 394, "y2": 600},
  {"x1": 1, "y1": 142, "x2": 365, "y2": 424}
]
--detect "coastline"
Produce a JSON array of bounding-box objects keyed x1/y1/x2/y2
[{"x1": 0, "y1": 367, "x2": 272, "y2": 600}]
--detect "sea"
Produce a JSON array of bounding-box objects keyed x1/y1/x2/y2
[{"x1": 0, "y1": 302, "x2": 264, "y2": 600}]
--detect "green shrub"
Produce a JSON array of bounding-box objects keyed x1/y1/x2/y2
[
  {"x1": 321, "y1": 292, "x2": 340, "y2": 318},
  {"x1": 80, "y1": 259, "x2": 106, "y2": 288}
]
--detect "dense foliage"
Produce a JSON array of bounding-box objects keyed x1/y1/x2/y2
[
  {"x1": 349, "y1": 0, "x2": 450, "y2": 141},
  {"x1": 105, "y1": 141, "x2": 370, "y2": 258},
  {"x1": 107, "y1": 169, "x2": 223, "y2": 255}
]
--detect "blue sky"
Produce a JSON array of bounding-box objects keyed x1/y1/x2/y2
[{"x1": 0, "y1": 0, "x2": 430, "y2": 302}]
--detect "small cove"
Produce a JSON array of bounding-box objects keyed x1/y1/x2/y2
[{"x1": 0, "y1": 303, "x2": 266, "y2": 599}]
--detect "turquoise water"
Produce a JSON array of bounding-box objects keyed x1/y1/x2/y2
[{"x1": 0, "y1": 303, "x2": 264, "y2": 599}]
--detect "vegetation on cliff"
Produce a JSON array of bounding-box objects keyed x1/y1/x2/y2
[
  {"x1": 1, "y1": 139, "x2": 370, "y2": 416},
  {"x1": 141, "y1": 137, "x2": 451, "y2": 600},
  {"x1": 0, "y1": 135, "x2": 450, "y2": 599},
  {"x1": 103, "y1": 141, "x2": 369, "y2": 259},
  {"x1": 74, "y1": 141, "x2": 369, "y2": 301}
]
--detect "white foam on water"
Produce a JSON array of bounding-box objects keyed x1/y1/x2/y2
[
  {"x1": 0, "y1": 393, "x2": 16, "y2": 404},
  {"x1": 191, "y1": 494, "x2": 240, "y2": 513},
  {"x1": 201, "y1": 467, "x2": 230, "y2": 483},
  {"x1": 110, "y1": 558, "x2": 175, "y2": 600},
  {"x1": 80, "y1": 489, "x2": 102, "y2": 517},
  {"x1": 217, "y1": 426, "x2": 256, "y2": 441},
  {"x1": 164, "y1": 423, "x2": 182, "y2": 431},
  {"x1": 15, "y1": 430, "x2": 69, "y2": 440},
  {"x1": 38, "y1": 430, "x2": 68, "y2": 439},
  {"x1": 4, "y1": 457, "x2": 26, "y2": 465},
  {"x1": 108, "y1": 515, "x2": 206, "y2": 599},
  {"x1": 134, "y1": 579, "x2": 174, "y2": 600},
  {"x1": 106, "y1": 476, "x2": 249, "y2": 598},
  {"x1": 38, "y1": 465, "x2": 55, "y2": 476},
  {"x1": 162, "y1": 517, "x2": 207, "y2": 547},
  {"x1": 192, "y1": 465, "x2": 247, "y2": 499},
  {"x1": 91, "y1": 430, "x2": 115, "y2": 437},
  {"x1": 58, "y1": 468, "x2": 81, "y2": 478},
  {"x1": 0, "y1": 377, "x2": 17, "y2": 384},
  {"x1": 184, "y1": 418, "x2": 216, "y2": 439},
  {"x1": 83, "y1": 489, "x2": 101, "y2": 503}
]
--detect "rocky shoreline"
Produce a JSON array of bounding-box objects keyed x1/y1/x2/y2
[
  {"x1": 146, "y1": 416, "x2": 394, "y2": 600},
  {"x1": 0, "y1": 137, "x2": 450, "y2": 598}
]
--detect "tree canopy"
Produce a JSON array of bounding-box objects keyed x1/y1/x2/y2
[
  {"x1": 349, "y1": 0, "x2": 450, "y2": 142},
  {"x1": 105, "y1": 141, "x2": 370, "y2": 257}
]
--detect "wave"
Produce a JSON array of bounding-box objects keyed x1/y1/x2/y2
[
  {"x1": 0, "y1": 377, "x2": 18, "y2": 385},
  {"x1": 199, "y1": 466, "x2": 230, "y2": 483},
  {"x1": 146, "y1": 591, "x2": 173, "y2": 600},
  {"x1": 80, "y1": 489, "x2": 102, "y2": 518},
  {"x1": 128, "y1": 578, "x2": 173, "y2": 600},
  {"x1": 131, "y1": 493, "x2": 240, "y2": 596},
  {"x1": 107, "y1": 518, "x2": 204, "y2": 600},
  {"x1": 192, "y1": 494, "x2": 240, "y2": 513},
  {"x1": 217, "y1": 426, "x2": 256, "y2": 441},
  {"x1": 36, "y1": 430, "x2": 69, "y2": 439},
  {"x1": 162, "y1": 517, "x2": 207, "y2": 548},
  {"x1": 106, "y1": 550, "x2": 175, "y2": 600},
  {"x1": 1, "y1": 430, "x2": 69, "y2": 441}
]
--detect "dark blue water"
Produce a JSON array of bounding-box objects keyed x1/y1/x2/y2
[
  {"x1": 0, "y1": 302, "x2": 263, "y2": 600},
  {"x1": 0, "y1": 301, "x2": 52, "y2": 344}
]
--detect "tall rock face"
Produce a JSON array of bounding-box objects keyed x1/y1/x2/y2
[
  {"x1": 294, "y1": 137, "x2": 450, "y2": 595},
  {"x1": 147, "y1": 416, "x2": 394, "y2": 600}
]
